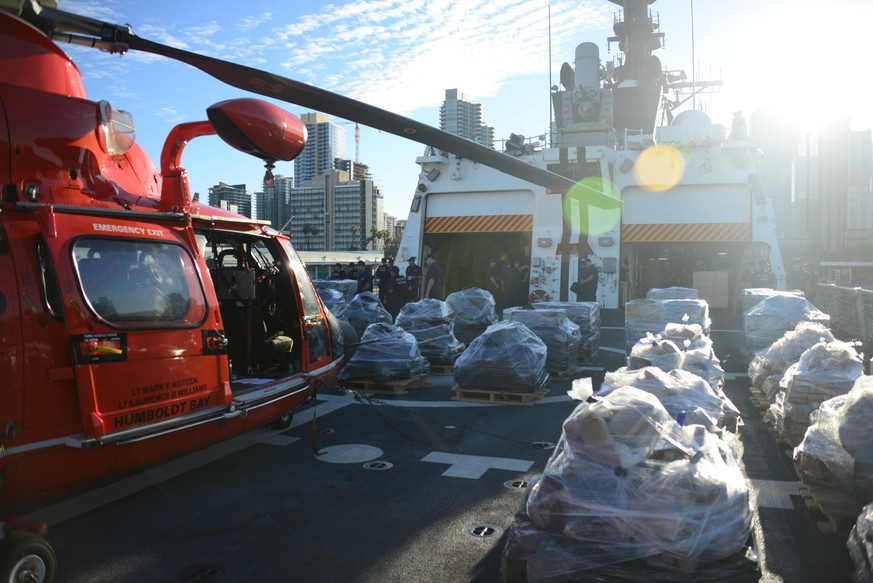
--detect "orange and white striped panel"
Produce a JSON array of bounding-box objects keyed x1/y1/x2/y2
[
  {"x1": 424, "y1": 214, "x2": 533, "y2": 234},
  {"x1": 622, "y1": 222, "x2": 751, "y2": 243}
]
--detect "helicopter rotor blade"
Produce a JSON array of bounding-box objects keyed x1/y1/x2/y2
[{"x1": 9, "y1": 3, "x2": 622, "y2": 208}]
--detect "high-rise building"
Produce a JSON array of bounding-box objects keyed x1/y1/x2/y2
[
  {"x1": 295, "y1": 113, "x2": 346, "y2": 183},
  {"x1": 846, "y1": 129, "x2": 873, "y2": 246},
  {"x1": 439, "y1": 89, "x2": 495, "y2": 149},
  {"x1": 208, "y1": 182, "x2": 250, "y2": 218},
  {"x1": 255, "y1": 175, "x2": 294, "y2": 230},
  {"x1": 751, "y1": 109, "x2": 801, "y2": 242}
]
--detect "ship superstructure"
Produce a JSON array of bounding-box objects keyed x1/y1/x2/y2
[{"x1": 397, "y1": 0, "x2": 784, "y2": 310}]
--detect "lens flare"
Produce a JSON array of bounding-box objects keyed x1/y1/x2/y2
[
  {"x1": 563, "y1": 176, "x2": 621, "y2": 236},
  {"x1": 634, "y1": 144, "x2": 686, "y2": 192}
]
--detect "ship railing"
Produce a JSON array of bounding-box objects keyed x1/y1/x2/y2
[{"x1": 816, "y1": 283, "x2": 873, "y2": 347}]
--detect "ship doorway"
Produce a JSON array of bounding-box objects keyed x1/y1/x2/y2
[
  {"x1": 423, "y1": 232, "x2": 530, "y2": 295},
  {"x1": 623, "y1": 242, "x2": 747, "y2": 309}
]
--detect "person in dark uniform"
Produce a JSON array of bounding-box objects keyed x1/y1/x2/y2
[
  {"x1": 328, "y1": 262, "x2": 347, "y2": 280},
  {"x1": 423, "y1": 253, "x2": 444, "y2": 300},
  {"x1": 375, "y1": 257, "x2": 391, "y2": 302},
  {"x1": 384, "y1": 265, "x2": 412, "y2": 320},
  {"x1": 805, "y1": 262, "x2": 819, "y2": 302},
  {"x1": 501, "y1": 259, "x2": 521, "y2": 309},
  {"x1": 575, "y1": 257, "x2": 598, "y2": 302},
  {"x1": 742, "y1": 259, "x2": 777, "y2": 289},
  {"x1": 355, "y1": 260, "x2": 373, "y2": 294},
  {"x1": 406, "y1": 256, "x2": 422, "y2": 300},
  {"x1": 486, "y1": 258, "x2": 503, "y2": 308},
  {"x1": 785, "y1": 258, "x2": 809, "y2": 293},
  {"x1": 515, "y1": 258, "x2": 530, "y2": 307}
]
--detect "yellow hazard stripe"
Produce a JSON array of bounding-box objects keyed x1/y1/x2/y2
[
  {"x1": 425, "y1": 214, "x2": 533, "y2": 234},
  {"x1": 621, "y1": 222, "x2": 751, "y2": 242}
]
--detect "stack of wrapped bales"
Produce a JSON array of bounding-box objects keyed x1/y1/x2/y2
[
  {"x1": 748, "y1": 322, "x2": 835, "y2": 402},
  {"x1": 599, "y1": 367, "x2": 738, "y2": 434},
  {"x1": 741, "y1": 288, "x2": 804, "y2": 314},
  {"x1": 505, "y1": 308, "x2": 581, "y2": 375},
  {"x1": 794, "y1": 376, "x2": 873, "y2": 501},
  {"x1": 337, "y1": 322, "x2": 429, "y2": 383},
  {"x1": 743, "y1": 294, "x2": 829, "y2": 355},
  {"x1": 454, "y1": 320, "x2": 548, "y2": 393},
  {"x1": 346, "y1": 291, "x2": 392, "y2": 337},
  {"x1": 848, "y1": 502, "x2": 873, "y2": 582},
  {"x1": 502, "y1": 384, "x2": 753, "y2": 580},
  {"x1": 625, "y1": 298, "x2": 711, "y2": 350},
  {"x1": 628, "y1": 323, "x2": 725, "y2": 395},
  {"x1": 315, "y1": 286, "x2": 349, "y2": 320},
  {"x1": 445, "y1": 288, "x2": 497, "y2": 347},
  {"x1": 315, "y1": 279, "x2": 358, "y2": 304},
  {"x1": 394, "y1": 299, "x2": 465, "y2": 365},
  {"x1": 767, "y1": 341, "x2": 863, "y2": 446},
  {"x1": 530, "y1": 301, "x2": 600, "y2": 362}
]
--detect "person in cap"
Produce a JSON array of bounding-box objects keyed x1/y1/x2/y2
[
  {"x1": 742, "y1": 258, "x2": 776, "y2": 289},
  {"x1": 485, "y1": 258, "x2": 502, "y2": 309},
  {"x1": 405, "y1": 256, "x2": 422, "y2": 300},
  {"x1": 423, "y1": 253, "x2": 444, "y2": 300},
  {"x1": 355, "y1": 260, "x2": 373, "y2": 294},
  {"x1": 785, "y1": 258, "x2": 809, "y2": 293},
  {"x1": 329, "y1": 262, "x2": 347, "y2": 281},
  {"x1": 375, "y1": 257, "x2": 391, "y2": 302},
  {"x1": 804, "y1": 262, "x2": 819, "y2": 301},
  {"x1": 574, "y1": 257, "x2": 598, "y2": 302},
  {"x1": 384, "y1": 265, "x2": 412, "y2": 320}
]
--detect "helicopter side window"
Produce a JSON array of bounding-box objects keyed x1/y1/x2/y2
[{"x1": 73, "y1": 237, "x2": 207, "y2": 328}]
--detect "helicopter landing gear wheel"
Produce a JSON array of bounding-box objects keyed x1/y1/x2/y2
[
  {"x1": 270, "y1": 411, "x2": 293, "y2": 430},
  {"x1": 0, "y1": 531, "x2": 56, "y2": 583}
]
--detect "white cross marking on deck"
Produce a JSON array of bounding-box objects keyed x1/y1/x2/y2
[
  {"x1": 421, "y1": 452, "x2": 533, "y2": 479},
  {"x1": 748, "y1": 479, "x2": 800, "y2": 509}
]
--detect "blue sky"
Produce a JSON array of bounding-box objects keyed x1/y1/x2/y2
[{"x1": 62, "y1": 0, "x2": 872, "y2": 220}]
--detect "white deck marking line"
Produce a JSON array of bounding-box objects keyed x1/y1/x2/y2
[
  {"x1": 724, "y1": 372, "x2": 749, "y2": 380},
  {"x1": 421, "y1": 452, "x2": 533, "y2": 479},
  {"x1": 599, "y1": 346, "x2": 626, "y2": 354},
  {"x1": 748, "y1": 479, "x2": 800, "y2": 510}
]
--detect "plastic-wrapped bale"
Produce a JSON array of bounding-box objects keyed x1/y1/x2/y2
[
  {"x1": 741, "y1": 288, "x2": 804, "y2": 315},
  {"x1": 394, "y1": 299, "x2": 465, "y2": 365},
  {"x1": 748, "y1": 322, "x2": 835, "y2": 401},
  {"x1": 505, "y1": 308, "x2": 581, "y2": 375},
  {"x1": 848, "y1": 502, "x2": 873, "y2": 582},
  {"x1": 337, "y1": 322, "x2": 429, "y2": 383},
  {"x1": 625, "y1": 299, "x2": 711, "y2": 350},
  {"x1": 794, "y1": 377, "x2": 873, "y2": 501},
  {"x1": 629, "y1": 323, "x2": 725, "y2": 391},
  {"x1": 454, "y1": 320, "x2": 548, "y2": 393},
  {"x1": 525, "y1": 384, "x2": 752, "y2": 572},
  {"x1": 768, "y1": 341, "x2": 863, "y2": 447},
  {"x1": 501, "y1": 477, "x2": 758, "y2": 583},
  {"x1": 314, "y1": 279, "x2": 359, "y2": 304},
  {"x1": 346, "y1": 291, "x2": 393, "y2": 337},
  {"x1": 647, "y1": 287, "x2": 700, "y2": 300},
  {"x1": 599, "y1": 367, "x2": 736, "y2": 433},
  {"x1": 315, "y1": 286, "x2": 349, "y2": 320},
  {"x1": 743, "y1": 294, "x2": 830, "y2": 355},
  {"x1": 530, "y1": 301, "x2": 601, "y2": 362},
  {"x1": 445, "y1": 288, "x2": 497, "y2": 347}
]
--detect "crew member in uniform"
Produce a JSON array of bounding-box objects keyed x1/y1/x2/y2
[
  {"x1": 575, "y1": 257, "x2": 599, "y2": 302},
  {"x1": 423, "y1": 253, "x2": 444, "y2": 300},
  {"x1": 375, "y1": 257, "x2": 391, "y2": 302},
  {"x1": 406, "y1": 256, "x2": 422, "y2": 300},
  {"x1": 356, "y1": 260, "x2": 373, "y2": 294},
  {"x1": 329, "y1": 262, "x2": 347, "y2": 280}
]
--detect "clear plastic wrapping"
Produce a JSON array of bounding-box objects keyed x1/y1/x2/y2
[
  {"x1": 741, "y1": 288, "x2": 804, "y2": 315},
  {"x1": 346, "y1": 291, "x2": 393, "y2": 336},
  {"x1": 625, "y1": 299, "x2": 711, "y2": 349},
  {"x1": 795, "y1": 377, "x2": 873, "y2": 500},
  {"x1": 647, "y1": 287, "x2": 700, "y2": 300},
  {"x1": 743, "y1": 294, "x2": 830, "y2": 354},
  {"x1": 747, "y1": 322, "x2": 835, "y2": 399},
  {"x1": 505, "y1": 308, "x2": 582, "y2": 374},
  {"x1": 525, "y1": 386, "x2": 752, "y2": 569},
  {"x1": 315, "y1": 286, "x2": 349, "y2": 320},
  {"x1": 530, "y1": 301, "x2": 601, "y2": 362},
  {"x1": 445, "y1": 288, "x2": 498, "y2": 347},
  {"x1": 628, "y1": 325, "x2": 726, "y2": 395},
  {"x1": 767, "y1": 341, "x2": 863, "y2": 446},
  {"x1": 453, "y1": 320, "x2": 548, "y2": 393},
  {"x1": 394, "y1": 299, "x2": 465, "y2": 364},
  {"x1": 337, "y1": 322, "x2": 429, "y2": 382},
  {"x1": 599, "y1": 367, "x2": 730, "y2": 431},
  {"x1": 314, "y1": 279, "x2": 358, "y2": 304},
  {"x1": 847, "y1": 502, "x2": 873, "y2": 583}
]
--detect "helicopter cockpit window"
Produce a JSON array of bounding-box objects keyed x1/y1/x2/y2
[{"x1": 73, "y1": 237, "x2": 207, "y2": 327}]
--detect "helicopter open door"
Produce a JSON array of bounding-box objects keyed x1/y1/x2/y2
[{"x1": 36, "y1": 210, "x2": 232, "y2": 442}]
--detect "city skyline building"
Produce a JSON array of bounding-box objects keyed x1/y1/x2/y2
[
  {"x1": 295, "y1": 113, "x2": 346, "y2": 184},
  {"x1": 439, "y1": 88, "x2": 495, "y2": 149},
  {"x1": 255, "y1": 174, "x2": 294, "y2": 229},
  {"x1": 207, "y1": 182, "x2": 250, "y2": 218}
]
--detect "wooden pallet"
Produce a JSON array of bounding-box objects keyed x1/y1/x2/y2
[
  {"x1": 797, "y1": 482, "x2": 863, "y2": 536},
  {"x1": 451, "y1": 386, "x2": 548, "y2": 406},
  {"x1": 748, "y1": 386, "x2": 770, "y2": 412},
  {"x1": 339, "y1": 375, "x2": 426, "y2": 395}
]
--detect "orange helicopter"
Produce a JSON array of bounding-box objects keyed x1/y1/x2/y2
[{"x1": 0, "y1": 1, "x2": 585, "y2": 581}]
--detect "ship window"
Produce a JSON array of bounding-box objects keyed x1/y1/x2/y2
[{"x1": 73, "y1": 237, "x2": 207, "y2": 328}]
